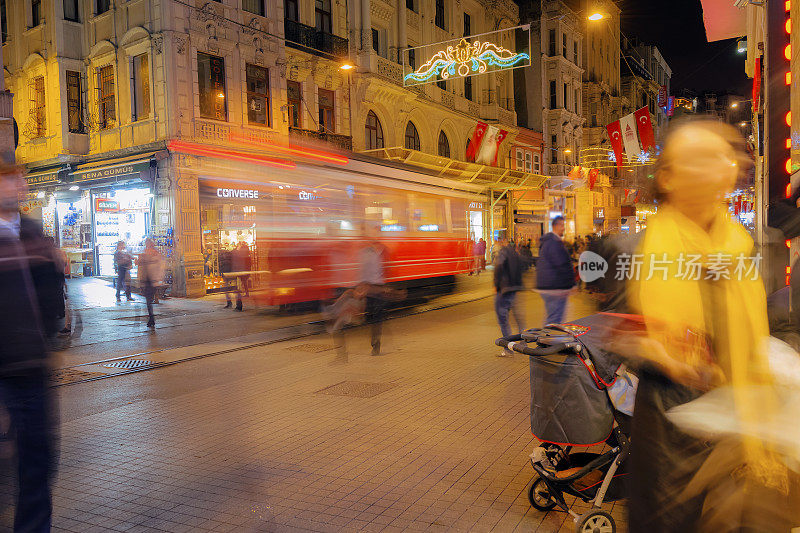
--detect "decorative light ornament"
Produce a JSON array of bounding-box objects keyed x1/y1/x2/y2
[{"x1": 404, "y1": 38, "x2": 530, "y2": 85}]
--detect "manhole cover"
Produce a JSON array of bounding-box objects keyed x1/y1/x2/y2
[
  {"x1": 315, "y1": 381, "x2": 396, "y2": 398},
  {"x1": 102, "y1": 360, "x2": 155, "y2": 369},
  {"x1": 51, "y1": 368, "x2": 106, "y2": 385},
  {"x1": 287, "y1": 343, "x2": 336, "y2": 353}
]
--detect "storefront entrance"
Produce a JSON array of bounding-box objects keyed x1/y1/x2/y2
[{"x1": 93, "y1": 187, "x2": 152, "y2": 277}]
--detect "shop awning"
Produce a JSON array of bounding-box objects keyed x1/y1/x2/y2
[
  {"x1": 361, "y1": 147, "x2": 548, "y2": 191},
  {"x1": 699, "y1": 0, "x2": 746, "y2": 42},
  {"x1": 68, "y1": 151, "x2": 164, "y2": 185}
]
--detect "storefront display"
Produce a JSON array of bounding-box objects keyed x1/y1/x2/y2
[{"x1": 93, "y1": 187, "x2": 152, "y2": 277}]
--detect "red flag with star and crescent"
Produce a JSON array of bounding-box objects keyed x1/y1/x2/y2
[
  {"x1": 633, "y1": 107, "x2": 655, "y2": 152},
  {"x1": 466, "y1": 122, "x2": 488, "y2": 163},
  {"x1": 607, "y1": 120, "x2": 624, "y2": 170}
]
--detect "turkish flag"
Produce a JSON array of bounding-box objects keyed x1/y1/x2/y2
[
  {"x1": 493, "y1": 130, "x2": 508, "y2": 166},
  {"x1": 634, "y1": 107, "x2": 655, "y2": 152},
  {"x1": 568, "y1": 166, "x2": 582, "y2": 180},
  {"x1": 607, "y1": 120, "x2": 624, "y2": 169},
  {"x1": 588, "y1": 168, "x2": 599, "y2": 190},
  {"x1": 466, "y1": 122, "x2": 488, "y2": 162}
]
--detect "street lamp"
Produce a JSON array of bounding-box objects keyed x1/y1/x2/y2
[
  {"x1": 731, "y1": 102, "x2": 739, "y2": 109},
  {"x1": 340, "y1": 63, "x2": 354, "y2": 71},
  {"x1": 564, "y1": 148, "x2": 573, "y2": 154},
  {"x1": 588, "y1": 13, "x2": 604, "y2": 21}
]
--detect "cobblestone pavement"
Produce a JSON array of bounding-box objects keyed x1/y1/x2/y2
[{"x1": 2, "y1": 288, "x2": 626, "y2": 533}]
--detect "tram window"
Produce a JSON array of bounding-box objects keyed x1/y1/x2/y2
[
  {"x1": 409, "y1": 195, "x2": 446, "y2": 233},
  {"x1": 449, "y1": 199, "x2": 468, "y2": 232},
  {"x1": 363, "y1": 190, "x2": 408, "y2": 233}
]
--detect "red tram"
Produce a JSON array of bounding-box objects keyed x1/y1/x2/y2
[{"x1": 192, "y1": 153, "x2": 486, "y2": 306}]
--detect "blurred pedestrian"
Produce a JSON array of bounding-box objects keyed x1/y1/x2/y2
[
  {"x1": 493, "y1": 237, "x2": 525, "y2": 356},
  {"x1": 136, "y1": 238, "x2": 163, "y2": 328},
  {"x1": 0, "y1": 161, "x2": 57, "y2": 532},
  {"x1": 535, "y1": 216, "x2": 575, "y2": 325},
  {"x1": 225, "y1": 242, "x2": 250, "y2": 311},
  {"x1": 359, "y1": 226, "x2": 387, "y2": 356},
  {"x1": 616, "y1": 119, "x2": 799, "y2": 531},
  {"x1": 113, "y1": 241, "x2": 133, "y2": 302}
]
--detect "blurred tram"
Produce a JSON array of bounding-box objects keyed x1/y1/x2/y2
[{"x1": 185, "y1": 146, "x2": 486, "y2": 307}]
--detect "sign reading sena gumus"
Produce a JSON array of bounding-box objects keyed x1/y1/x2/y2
[{"x1": 70, "y1": 160, "x2": 150, "y2": 183}]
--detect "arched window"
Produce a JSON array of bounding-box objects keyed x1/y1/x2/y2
[
  {"x1": 405, "y1": 121, "x2": 420, "y2": 151},
  {"x1": 437, "y1": 131, "x2": 451, "y2": 158},
  {"x1": 365, "y1": 110, "x2": 384, "y2": 150}
]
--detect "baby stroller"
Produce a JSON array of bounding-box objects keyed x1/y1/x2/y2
[{"x1": 496, "y1": 315, "x2": 636, "y2": 533}]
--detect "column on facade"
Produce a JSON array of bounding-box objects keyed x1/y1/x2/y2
[
  {"x1": 397, "y1": 0, "x2": 407, "y2": 64},
  {"x1": 359, "y1": 0, "x2": 372, "y2": 66}
]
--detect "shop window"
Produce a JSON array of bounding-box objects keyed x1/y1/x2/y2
[
  {"x1": 434, "y1": 0, "x2": 445, "y2": 30},
  {"x1": 29, "y1": 76, "x2": 46, "y2": 138},
  {"x1": 30, "y1": 0, "x2": 42, "y2": 27},
  {"x1": 318, "y1": 88, "x2": 335, "y2": 132},
  {"x1": 315, "y1": 0, "x2": 331, "y2": 33},
  {"x1": 287, "y1": 80, "x2": 302, "y2": 128},
  {"x1": 365, "y1": 110, "x2": 384, "y2": 150},
  {"x1": 463, "y1": 13, "x2": 470, "y2": 37},
  {"x1": 246, "y1": 64, "x2": 271, "y2": 127},
  {"x1": 243, "y1": 0, "x2": 265, "y2": 16},
  {"x1": 132, "y1": 54, "x2": 151, "y2": 121},
  {"x1": 66, "y1": 71, "x2": 85, "y2": 134},
  {"x1": 198, "y1": 52, "x2": 227, "y2": 121},
  {"x1": 438, "y1": 131, "x2": 450, "y2": 158},
  {"x1": 96, "y1": 0, "x2": 110, "y2": 15},
  {"x1": 97, "y1": 65, "x2": 116, "y2": 129},
  {"x1": 405, "y1": 121, "x2": 420, "y2": 151},
  {"x1": 285, "y1": 0, "x2": 298, "y2": 21},
  {"x1": 464, "y1": 76, "x2": 472, "y2": 101},
  {"x1": 64, "y1": 0, "x2": 79, "y2": 21}
]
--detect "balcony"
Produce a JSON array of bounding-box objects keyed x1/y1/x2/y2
[
  {"x1": 284, "y1": 19, "x2": 349, "y2": 58},
  {"x1": 289, "y1": 127, "x2": 353, "y2": 151}
]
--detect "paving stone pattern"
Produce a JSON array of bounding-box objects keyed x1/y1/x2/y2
[{"x1": 4, "y1": 290, "x2": 625, "y2": 532}]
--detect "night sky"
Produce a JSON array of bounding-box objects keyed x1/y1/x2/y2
[{"x1": 615, "y1": 0, "x2": 750, "y2": 95}]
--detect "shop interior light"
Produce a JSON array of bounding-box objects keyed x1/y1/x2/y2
[
  {"x1": 36, "y1": 190, "x2": 45, "y2": 198},
  {"x1": 737, "y1": 39, "x2": 747, "y2": 53},
  {"x1": 68, "y1": 185, "x2": 79, "y2": 191}
]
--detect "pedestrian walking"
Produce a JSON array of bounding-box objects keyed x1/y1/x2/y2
[
  {"x1": 476, "y1": 238, "x2": 487, "y2": 272},
  {"x1": 136, "y1": 238, "x2": 163, "y2": 328},
  {"x1": 0, "y1": 161, "x2": 57, "y2": 533},
  {"x1": 225, "y1": 242, "x2": 251, "y2": 311},
  {"x1": 493, "y1": 237, "x2": 525, "y2": 356},
  {"x1": 359, "y1": 225, "x2": 387, "y2": 356},
  {"x1": 614, "y1": 120, "x2": 799, "y2": 531},
  {"x1": 535, "y1": 216, "x2": 575, "y2": 326},
  {"x1": 113, "y1": 241, "x2": 133, "y2": 301}
]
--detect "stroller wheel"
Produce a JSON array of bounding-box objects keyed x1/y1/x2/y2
[
  {"x1": 576, "y1": 510, "x2": 615, "y2": 533},
  {"x1": 528, "y1": 477, "x2": 557, "y2": 511}
]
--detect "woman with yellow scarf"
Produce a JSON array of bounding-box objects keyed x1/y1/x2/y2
[{"x1": 620, "y1": 120, "x2": 798, "y2": 532}]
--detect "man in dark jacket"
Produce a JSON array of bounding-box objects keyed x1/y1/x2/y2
[
  {"x1": 535, "y1": 216, "x2": 575, "y2": 325},
  {"x1": 0, "y1": 162, "x2": 56, "y2": 532},
  {"x1": 493, "y1": 237, "x2": 526, "y2": 355}
]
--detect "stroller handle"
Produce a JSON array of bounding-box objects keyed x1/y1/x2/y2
[{"x1": 495, "y1": 336, "x2": 570, "y2": 357}]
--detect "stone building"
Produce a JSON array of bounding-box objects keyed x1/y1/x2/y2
[{"x1": 3, "y1": 0, "x2": 529, "y2": 296}]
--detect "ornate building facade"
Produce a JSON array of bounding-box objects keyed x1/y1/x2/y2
[{"x1": 3, "y1": 0, "x2": 524, "y2": 295}]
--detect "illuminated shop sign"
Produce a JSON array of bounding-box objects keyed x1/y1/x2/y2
[
  {"x1": 468, "y1": 202, "x2": 484, "y2": 209},
  {"x1": 95, "y1": 198, "x2": 120, "y2": 212},
  {"x1": 402, "y1": 26, "x2": 531, "y2": 87},
  {"x1": 70, "y1": 160, "x2": 151, "y2": 183},
  {"x1": 217, "y1": 188, "x2": 259, "y2": 199}
]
